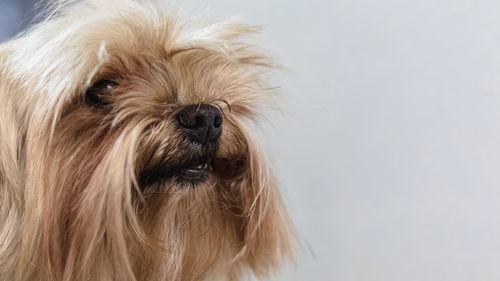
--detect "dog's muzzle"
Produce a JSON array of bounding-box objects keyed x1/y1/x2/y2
[
  {"x1": 140, "y1": 104, "x2": 223, "y2": 187},
  {"x1": 138, "y1": 104, "x2": 225, "y2": 187}
]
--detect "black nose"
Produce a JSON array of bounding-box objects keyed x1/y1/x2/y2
[{"x1": 176, "y1": 104, "x2": 223, "y2": 144}]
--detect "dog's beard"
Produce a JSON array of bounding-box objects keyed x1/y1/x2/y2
[
  {"x1": 34, "y1": 103, "x2": 289, "y2": 281},
  {"x1": 0, "y1": 1, "x2": 294, "y2": 281}
]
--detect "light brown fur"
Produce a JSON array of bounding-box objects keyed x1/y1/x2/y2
[{"x1": 0, "y1": 1, "x2": 294, "y2": 280}]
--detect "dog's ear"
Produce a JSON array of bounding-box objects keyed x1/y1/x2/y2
[
  {"x1": 229, "y1": 130, "x2": 295, "y2": 277},
  {"x1": 0, "y1": 76, "x2": 20, "y2": 194}
]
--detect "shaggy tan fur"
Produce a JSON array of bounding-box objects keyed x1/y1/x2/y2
[{"x1": 0, "y1": 1, "x2": 294, "y2": 281}]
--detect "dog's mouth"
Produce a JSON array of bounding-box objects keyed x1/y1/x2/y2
[
  {"x1": 174, "y1": 159, "x2": 213, "y2": 183},
  {"x1": 139, "y1": 157, "x2": 214, "y2": 187},
  {"x1": 138, "y1": 155, "x2": 246, "y2": 189}
]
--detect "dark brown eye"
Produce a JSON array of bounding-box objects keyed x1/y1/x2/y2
[{"x1": 85, "y1": 80, "x2": 118, "y2": 107}]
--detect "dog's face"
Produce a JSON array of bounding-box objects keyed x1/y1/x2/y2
[{"x1": 0, "y1": 1, "x2": 293, "y2": 281}]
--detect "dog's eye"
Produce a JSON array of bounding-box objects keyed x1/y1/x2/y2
[{"x1": 85, "y1": 80, "x2": 118, "y2": 107}]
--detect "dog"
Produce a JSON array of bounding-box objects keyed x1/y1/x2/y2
[{"x1": 0, "y1": 1, "x2": 294, "y2": 280}]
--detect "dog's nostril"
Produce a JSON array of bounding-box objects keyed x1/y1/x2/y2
[
  {"x1": 214, "y1": 115, "x2": 222, "y2": 128},
  {"x1": 176, "y1": 104, "x2": 223, "y2": 144}
]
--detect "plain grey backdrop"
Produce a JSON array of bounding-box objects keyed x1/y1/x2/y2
[{"x1": 3, "y1": 0, "x2": 500, "y2": 281}]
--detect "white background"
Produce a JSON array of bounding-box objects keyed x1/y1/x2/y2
[{"x1": 3, "y1": 1, "x2": 500, "y2": 280}]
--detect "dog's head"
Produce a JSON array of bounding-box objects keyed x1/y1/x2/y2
[{"x1": 0, "y1": 1, "x2": 293, "y2": 280}]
